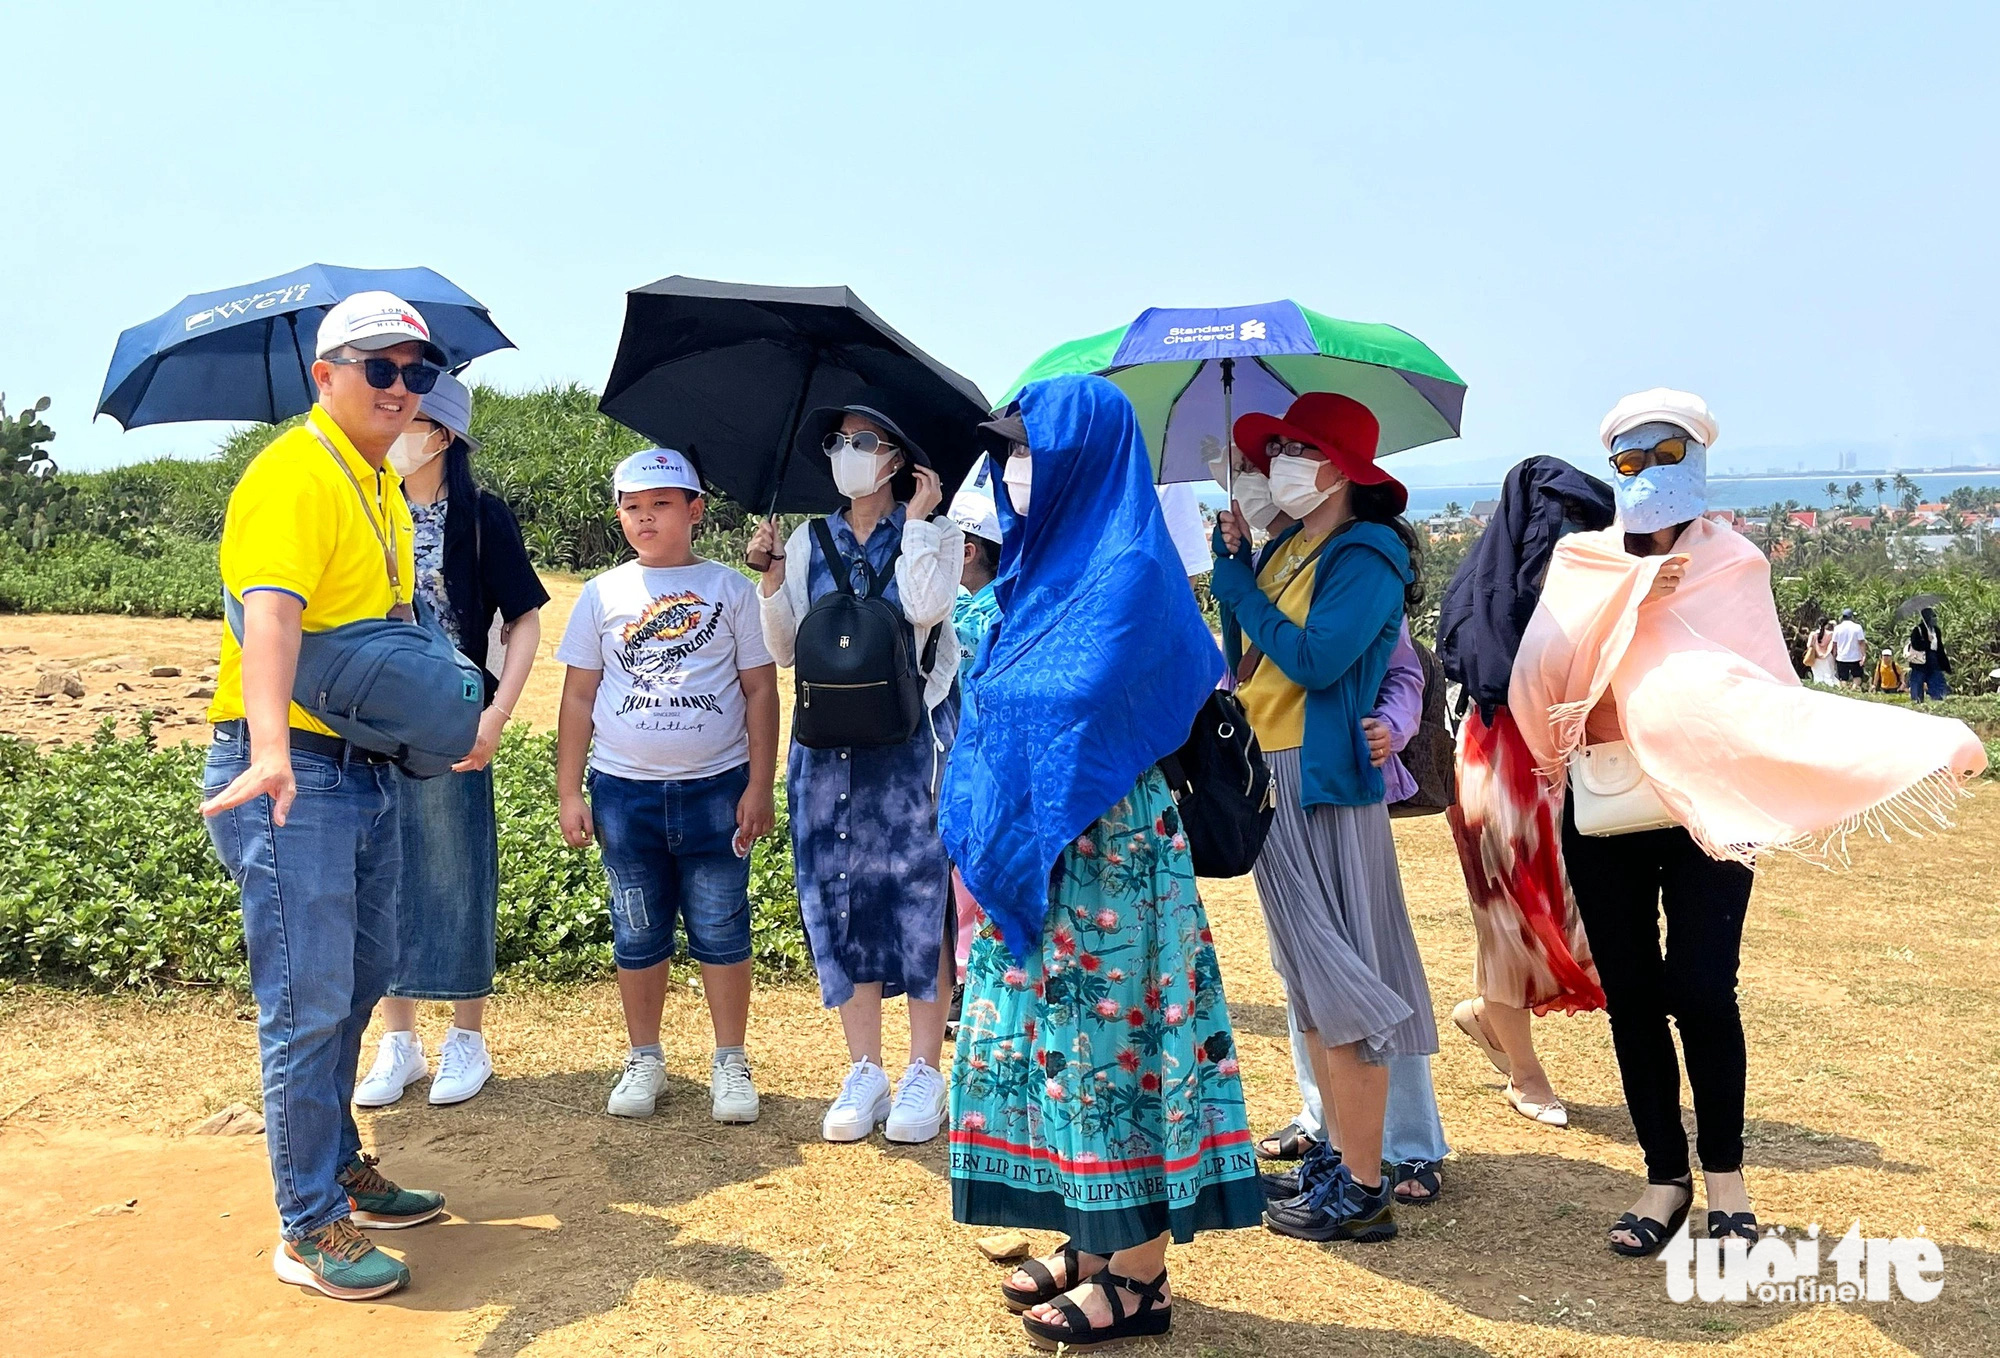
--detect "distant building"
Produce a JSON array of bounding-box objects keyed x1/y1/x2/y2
[
  {"x1": 1469, "y1": 499, "x2": 1500, "y2": 525},
  {"x1": 1837, "y1": 515, "x2": 1875, "y2": 531},
  {"x1": 1788, "y1": 510, "x2": 1818, "y2": 531}
]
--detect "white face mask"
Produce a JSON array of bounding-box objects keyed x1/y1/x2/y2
[
  {"x1": 830, "y1": 446, "x2": 894, "y2": 498},
  {"x1": 387, "y1": 429, "x2": 444, "y2": 479},
  {"x1": 1232, "y1": 467, "x2": 1281, "y2": 531},
  {"x1": 1002, "y1": 452, "x2": 1033, "y2": 515},
  {"x1": 1268, "y1": 454, "x2": 1332, "y2": 519}
]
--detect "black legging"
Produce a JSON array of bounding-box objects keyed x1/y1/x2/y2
[{"x1": 1561, "y1": 797, "x2": 1754, "y2": 1183}]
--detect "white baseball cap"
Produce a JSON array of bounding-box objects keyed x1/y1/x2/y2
[
  {"x1": 315, "y1": 290, "x2": 446, "y2": 365},
  {"x1": 613, "y1": 447, "x2": 702, "y2": 497},
  {"x1": 948, "y1": 453, "x2": 1002, "y2": 544},
  {"x1": 1599, "y1": 388, "x2": 1718, "y2": 451}
]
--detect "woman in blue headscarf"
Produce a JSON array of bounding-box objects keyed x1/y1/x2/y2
[{"x1": 942, "y1": 375, "x2": 1262, "y2": 1352}]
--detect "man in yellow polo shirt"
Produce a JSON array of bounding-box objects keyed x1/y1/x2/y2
[{"x1": 198, "y1": 291, "x2": 449, "y2": 1301}]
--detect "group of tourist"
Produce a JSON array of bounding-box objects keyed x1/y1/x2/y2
[
  {"x1": 198, "y1": 289, "x2": 1988, "y2": 1340},
  {"x1": 1803, "y1": 605, "x2": 1954, "y2": 700}
]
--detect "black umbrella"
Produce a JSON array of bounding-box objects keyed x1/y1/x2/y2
[
  {"x1": 1896, "y1": 593, "x2": 1943, "y2": 619},
  {"x1": 599, "y1": 276, "x2": 992, "y2": 517}
]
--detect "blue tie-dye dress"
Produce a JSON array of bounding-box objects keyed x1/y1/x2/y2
[{"x1": 788, "y1": 505, "x2": 958, "y2": 1009}]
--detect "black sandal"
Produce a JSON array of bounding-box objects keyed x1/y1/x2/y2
[
  {"x1": 1255, "y1": 1120, "x2": 1322, "y2": 1162},
  {"x1": 1000, "y1": 1242, "x2": 1084, "y2": 1313},
  {"x1": 1390, "y1": 1158, "x2": 1443, "y2": 1206},
  {"x1": 1023, "y1": 1267, "x2": 1171, "y2": 1352},
  {"x1": 1708, "y1": 1210, "x2": 1758, "y2": 1243},
  {"x1": 1609, "y1": 1177, "x2": 1693, "y2": 1258}
]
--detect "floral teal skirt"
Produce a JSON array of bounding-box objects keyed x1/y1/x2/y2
[{"x1": 947, "y1": 767, "x2": 1264, "y2": 1254}]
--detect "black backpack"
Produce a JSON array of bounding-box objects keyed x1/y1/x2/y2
[
  {"x1": 1388, "y1": 636, "x2": 1458, "y2": 819},
  {"x1": 793, "y1": 518, "x2": 934, "y2": 750},
  {"x1": 1157, "y1": 689, "x2": 1276, "y2": 878}
]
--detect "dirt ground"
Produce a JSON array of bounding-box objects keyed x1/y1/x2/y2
[{"x1": 3, "y1": 600, "x2": 1998, "y2": 1356}]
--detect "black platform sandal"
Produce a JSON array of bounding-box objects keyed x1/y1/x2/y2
[
  {"x1": 1390, "y1": 1158, "x2": 1443, "y2": 1206},
  {"x1": 1255, "y1": 1120, "x2": 1322, "y2": 1162},
  {"x1": 1022, "y1": 1268, "x2": 1171, "y2": 1352},
  {"x1": 1000, "y1": 1242, "x2": 1086, "y2": 1314},
  {"x1": 1707, "y1": 1210, "x2": 1758, "y2": 1243},
  {"x1": 1609, "y1": 1177, "x2": 1693, "y2": 1258}
]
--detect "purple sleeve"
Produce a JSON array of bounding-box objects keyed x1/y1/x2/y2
[{"x1": 1369, "y1": 622, "x2": 1424, "y2": 753}]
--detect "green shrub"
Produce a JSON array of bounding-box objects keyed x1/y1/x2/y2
[
  {"x1": 0, "y1": 531, "x2": 223, "y2": 617},
  {"x1": 0, "y1": 721, "x2": 806, "y2": 991}
]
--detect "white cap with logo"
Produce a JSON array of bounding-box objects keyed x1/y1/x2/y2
[
  {"x1": 948, "y1": 453, "x2": 1003, "y2": 545},
  {"x1": 613, "y1": 448, "x2": 702, "y2": 497},
  {"x1": 315, "y1": 290, "x2": 446, "y2": 365}
]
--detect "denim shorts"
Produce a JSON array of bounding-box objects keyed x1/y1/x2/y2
[{"x1": 590, "y1": 764, "x2": 753, "y2": 968}]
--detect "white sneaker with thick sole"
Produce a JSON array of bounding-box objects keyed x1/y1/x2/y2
[
  {"x1": 354, "y1": 1032, "x2": 428, "y2": 1108},
  {"x1": 822, "y1": 1058, "x2": 891, "y2": 1142},
  {"x1": 606, "y1": 1051, "x2": 669, "y2": 1118},
  {"x1": 885, "y1": 1058, "x2": 947, "y2": 1144},
  {"x1": 429, "y1": 1028, "x2": 492, "y2": 1106},
  {"x1": 710, "y1": 1054, "x2": 760, "y2": 1123}
]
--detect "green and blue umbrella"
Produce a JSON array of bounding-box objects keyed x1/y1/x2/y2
[{"x1": 999, "y1": 300, "x2": 1465, "y2": 483}]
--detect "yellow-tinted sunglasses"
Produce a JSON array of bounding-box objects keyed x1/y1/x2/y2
[{"x1": 1609, "y1": 436, "x2": 1690, "y2": 478}]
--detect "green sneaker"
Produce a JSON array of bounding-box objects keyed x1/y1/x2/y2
[
  {"x1": 274, "y1": 1218, "x2": 410, "y2": 1300},
  {"x1": 338, "y1": 1153, "x2": 446, "y2": 1229}
]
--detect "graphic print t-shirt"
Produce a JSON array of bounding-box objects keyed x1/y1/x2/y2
[{"x1": 555, "y1": 559, "x2": 774, "y2": 780}]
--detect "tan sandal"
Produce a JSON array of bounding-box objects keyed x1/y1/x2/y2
[{"x1": 1451, "y1": 999, "x2": 1511, "y2": 1076}]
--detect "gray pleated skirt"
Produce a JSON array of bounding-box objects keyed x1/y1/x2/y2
[{"x1": 1251, "y1": 747, "x2": 1438, "y2": 1064}]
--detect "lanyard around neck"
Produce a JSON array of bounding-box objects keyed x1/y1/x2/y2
[{"x1": 307, "y1": 418, "x2": 413, "y2": 621}]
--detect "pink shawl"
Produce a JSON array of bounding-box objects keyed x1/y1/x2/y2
[{"x1": 1510, "y1": 517, "x2": 1986, "y2": 865}]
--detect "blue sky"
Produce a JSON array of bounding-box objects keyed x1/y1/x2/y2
[{"x1": 5, "y1": 2, "x2": 1996, "y2": 483}]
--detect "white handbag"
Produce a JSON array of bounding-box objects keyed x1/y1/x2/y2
[{"x1": 1569, "y1": 740, "x2": 1676, "y2": 837}]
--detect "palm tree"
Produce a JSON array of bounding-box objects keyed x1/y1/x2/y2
[
  {"x1": 1874, "y1": 476, "x2": 1888, "y2": 506},
  {"x1": 1442, "y1": 500, "x2": 1463, "y2": 518},
  {"x1": 1824, "y1": 481, "x2": 1841, "y2": 505},
  {"x1": 1846, "y1": 481, "x2": 1865, "y2": 509}
]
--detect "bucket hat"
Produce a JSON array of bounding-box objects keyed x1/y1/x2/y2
[{"x1": 1233, "y1": 392, "x2": 1406, "y2": 514}]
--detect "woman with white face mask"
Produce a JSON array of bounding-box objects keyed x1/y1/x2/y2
[
  {"x1": 355, "y1": 372, "x2": 549, "y2": 1110},
  {"x1": 1209, "y1": 392, "x2": 1436, "y2": 1245},
  {"x1": 750, "y1": 405, "x2": 966, "y2": 1146}
]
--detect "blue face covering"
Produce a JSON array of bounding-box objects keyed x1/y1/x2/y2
[{"x1": 1610, "y1": 420, "x2": 1707, "y2": 533}]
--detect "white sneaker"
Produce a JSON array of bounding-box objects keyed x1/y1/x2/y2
[
  {"x1": 606, "y1": 1050, "x2": 668, "y2": 1118},
  {"x1": 429, "y1": 1028, "x2": 492, "y2": 1106},
  {"x1": 884, "y1": 1058, "x2": 947, "y2": 1144},
  {"x1": 710, "y1": 1053, "x2": 760, "y2": 1124},
  {"x1": 354, "y1": 1032, "x2": 427, "y2": 1108},
  {"x1": 822, "y1": 1058, "x2": 891, "y2": 1142}
]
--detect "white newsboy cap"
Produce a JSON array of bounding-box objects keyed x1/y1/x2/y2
[{"x1": 1599, "y1": 388, "x2": 1718, "y2": 451}]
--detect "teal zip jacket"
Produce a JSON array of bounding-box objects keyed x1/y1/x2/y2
[{"x1": 1209, "y1": 519, "x2": 1411, "y2": 808}]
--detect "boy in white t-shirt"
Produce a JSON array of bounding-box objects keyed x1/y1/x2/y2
[{"x1": 555, "y1": 449, "x2": 779, "y2": 1123}]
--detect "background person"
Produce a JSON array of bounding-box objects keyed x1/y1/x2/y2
[
  {"x1": 198, "y1": 292, "x2": 450, "y2": 1301},
  {"x1": 1874, "y1": 647, "x2": 1904, "y2": 695},
  {"x1": 355, "y1": 373, "x2": 547, "y2": 1109},
  {"x1": 556, "y1": 450, "x2": 779, "y2": 1123},
  {"x1": 1210, "y1": 392, "x2": 1433, "y2": 1245},
  {"x1": 1514, "y1": 388, "x2": 1985, "y2": 1258},
  {"x1": 750, "y1": 406, "x2": 963, "y2": 1146},
  {"x1": 1832, "y1": 608, "x2": 1867, "y2": 686},
  {"x1": 1804, "y1": 619, "x2": 1839, "y2": 686},
  {"x1": 1906, "y1": 606, "x2": 1951, "y2": 703},
  {"x1": 943, "y1": 375, "x2": 1261, "y2": 1351}
]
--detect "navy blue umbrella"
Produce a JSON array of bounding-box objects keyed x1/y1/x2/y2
[{"x1": 96, "y1": 264, "x2": 514, "y2": 429}]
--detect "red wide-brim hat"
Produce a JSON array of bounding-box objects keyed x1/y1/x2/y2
[{"x1": 1233, "y1": 392, "x2": 1407, "y2": 515}]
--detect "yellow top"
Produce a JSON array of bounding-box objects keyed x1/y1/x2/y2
[
  {"x1": 207, "y1": 406, "x2": 415, "y2": 735},
  {"x1": 1237, "y1": 527, "x2": 1330, "y2": 753}
]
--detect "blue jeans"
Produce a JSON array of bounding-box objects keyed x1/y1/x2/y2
[
  {"x1": 1908, "y1": 666, "x2": 1948, "y2": 703},
  {"x1": 1285, "y1": 992, "x2": 1451, "y2": 1165},
  {"x1": 390, "y1": 765, "x2": 498, "y2": 1000},
  {"x1": 590, "y1": 765, "x2": 753, "y2": 968},
  {"x1": 202, "y1": 730, "x2": 402, "y2": 1240}
]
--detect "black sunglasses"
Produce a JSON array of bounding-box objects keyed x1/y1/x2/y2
[{"x1": 324, "y1": 356, "x2": 441, "y2": 395}]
